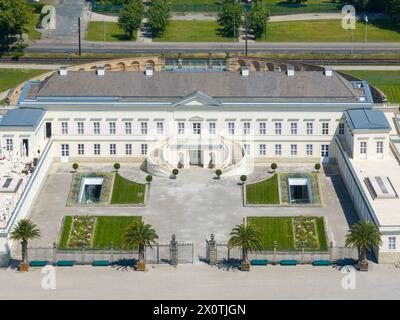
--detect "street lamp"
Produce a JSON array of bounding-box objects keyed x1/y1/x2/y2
[
  {"x1": 364, "y1": 15, "x2": 368, "y2": 47},
  {"x1": 244, "y1": 0, "x2": 252, "y2": 56}
]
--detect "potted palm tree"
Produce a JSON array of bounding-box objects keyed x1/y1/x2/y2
[
  {"x1": 345, "y1": 221, "x2": 382, "y2": 272},
  {"x1": 123, "y1": 220, "x2": 158, "y2": 271},
  {"x1": 228, "y1": 223, "x2": 263, "y2": 271},
  {"x1": 10, "y1": 219, "x2": 41, "y2": 272}
]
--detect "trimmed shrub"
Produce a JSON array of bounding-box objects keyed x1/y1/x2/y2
[
  {"x1": 114, "y1": 163, "x2": 121, "y2": 171},
  {"x1": 215, "y1": 169, "x2": 222, "y2": 178},
  {"x1": 146, "y1": 175, "x2": 153, "y2": 183},
  {"x1": 315, "y1": 163, "x2": 321, "y2": 171},
  {"x1": 72, "y1": 163, "x2": 79, "y2": 171},
  {"x1": 172, "y1": 168, "x2": 179, "y2": 176},
  {"x1": 240, "y1": 175, "x2": 247, "y2": 183},
  {"x1": 271, "y1": 163, "x2": 277, "y2": 171}
]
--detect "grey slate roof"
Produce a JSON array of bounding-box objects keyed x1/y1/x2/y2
[
  {"x1": 0, "y1": 108, "x2": 45, "y2": 129},
  {"x1": 345, "y1": 109, "x2": 391, "y2": 131},
  {"x1": 35, "y1": 70, "x2": 359, "y2": 100}
]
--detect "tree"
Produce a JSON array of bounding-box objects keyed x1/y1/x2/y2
[
  {"x1": 217, "y1": 0, "x2": 243, "y2": 37},
  {"x1": 386, "y1": 0, "x2": 400, "y2": 24},
  {"x1": 0, "y1": 0, "x2": 29, "y2": 47},
  {"x1": 228, "y1": 223, "x2": 262, "y2": 270},
  {"x1": 345, "y1": 221, "x2": 382, "y2": 270},
  {"x1": 248, "y1": 1, "x2": 269, "y2": 39},
  {"x1": 147, "y1": 0, "x2": 171, "y2": 37},
  {"x1": 123, "y1": 220, "x2": 158, "y2": 266},
  {"x1": 118, "y1": 0, "x2": 144, "y2": 39},
  {"x1": 10, "y1": 219, "x2": 41, "y2": 270}
]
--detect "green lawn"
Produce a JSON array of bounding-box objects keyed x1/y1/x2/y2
[
  {"x1": 92, "y1": 216, "x2": 142, "y2": 249},
  {"x1": 111, "y1": 174, "x2": 146, "y2": 204},
  {"x1": 247, "y1": 216, "x2": 327, "y2": 251},
  {"x1": 85, "y1": 21, "x2": 135, "y2": 41},
  {"x1": 245, "y1": 174, "x2": 279, "y2": 205},
  {"x1": 0, "y1": 69, "x2": 46, "y2": 92},
  {"x1": 153, "y1": 21, "x2": 235, "y2": 42},
  {"x1": 342, "y1": 71, "x2": 400, "y2": 103},
  {"x1": 25, "y1": 12, "x2": 42, "y2": 40},
  {"x1": 58, "y1": 216, "x2": 142, "y2": 249},
  {"x1": 260, "y1": 19, "x2": 400, "y2": 42}
]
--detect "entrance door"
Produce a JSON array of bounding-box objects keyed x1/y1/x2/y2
[
  {"x1": 22, "y1": 139, "x2": 29, "y2": 157},
  {"x1": 45, "y1": 122, "x2": 52, "y2": 138},
  {"x1": 189, "y1": 150, "x2": 202, "y2": 166}
]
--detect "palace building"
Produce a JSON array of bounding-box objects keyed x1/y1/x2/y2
[{"x1": 0, "y1": 57, "x2": 399, "y2": 263}]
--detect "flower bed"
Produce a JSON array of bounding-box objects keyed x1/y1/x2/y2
[
  {"x1": 67, "y1": 216, "x2": 96, "y2": 248},
  {"x1": 293, "y1": 216, "x2": 320, "y2": 249}
]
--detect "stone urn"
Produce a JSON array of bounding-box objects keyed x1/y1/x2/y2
[{"x1": 20, "y1": 261, "x2": 29, "y2": 272}]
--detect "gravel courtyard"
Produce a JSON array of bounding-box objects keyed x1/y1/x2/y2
[{"x1": 20, "y1": 161, "x2": 359, "y2": 261}]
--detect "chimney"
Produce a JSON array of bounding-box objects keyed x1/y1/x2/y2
[
  {"x1": 324, "y1": 67, "x2": 333, "y2": 77},
  {"x1": 97, "y1": 67, "x2": 105, "y2": 76},
  {"x1": 59, "y1": 67, "x2": 68, "y2": 76},
  {"x1": 287, "y1": 66, "x2": 295, "y2": 77},
  {"x1": 145, "y1": 66, "x2": 154, "y2": 77},
  {"x1": 241, "y1": 66, "x2": 249, "y2": 77}
]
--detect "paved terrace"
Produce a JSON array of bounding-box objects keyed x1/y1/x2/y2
[{"x1": 21, "y1": 162, "x2": 359, "y2": 260}]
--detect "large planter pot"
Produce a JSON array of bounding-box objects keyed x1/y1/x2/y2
[
  {"x1": 136, "y1": 261, "x2": 146, "y2": 272},
  {"x1": 241, "y1": 261, "x2": 250, "y2": 272},
  {"x1": 19, "y1": 262, "x2": 29, "y2": 272},
  {"x1": 358, "y1": 260, "x2": 369, "y2": 272}
]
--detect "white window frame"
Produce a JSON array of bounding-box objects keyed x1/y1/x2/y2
[
  {"x1": 275, "y1": 144, "x2": 282, "y2": 156},
  {"x1": 109, "y1": 122, "x2": 116, "y2": 135},
  {"x1": 141, "y1": 144, "x2": 148, "y2": 155},
  {"x1": 125, "y1": 144, "x2": 132, "y2": 155},
  {"x1": 275, "y1": 122, "x2": 282, "y2": 135},
  {"x1": 306, "y1": 122, "x2": 313, "y2": 135},
  {"x1": 77, "y1": 122, "x2": 84, "y2": 135},
  {"x1": 339, "y1": 123, "x2": 345, "y2": 135},
  {"x1": 389, "y1": 237, "x2": 396, "y2": 251},
  {"x1": 93, "y1": 122, "x2": 100, "y2": 135},
  {"x1": 5, "y1": 138, "x2": 13, "y2": 151},
  {"x1": 94, "y1": 144, "x2": 100, "y2": 155},
  {"x1": 259, "y1": 144, "x2": 266, "y2": 156},
  {"x1": 193, "y1": 123, "x2": 201, "y2": 135},
  {"x1": 141, "y1": 122, "x2": 148, "y2": 135},
  {"x1": 290, "y1": 144, "x2": 297, "y2": 156},
  {"x1": 259, "y1": 122, "x2": 266, "y2": 135},
  {"x1": 77, "y1": 144, "x2": 85, "y2": 155},
  {"x1": 109, "y1": 144, "x2": 116, "y2": 155},
  {"x1": 61, "y1": 122, "x2": 68, "y2": 135},
  {"x1": 125, "y1": 122, "x2": 132, "y2": 135},
  {"x1": 209, "y1": 122, "x2": 216, "y2": 135},
  {"x1": 243, "y1": 144, "x2": 250, "y2": 155},
  {"x1": 306, "y1": 144, "x2": 313, "y2": 156},
  {"x1": 322, "y1": 122, "x2": 329, "y2": 135},
  {"x1": 178, "y1": 122, "x2": 185, "y2": 135},
  {"x1": 243, "y1": 122, "x2": 251, "y2": 135},
  {"x1": 228, "y1": 122, "x2": 235, "y2": 135},
  {"x1": 157, "y1": 122, "x2": 164, "y2": 135},
  {"x1": 360, "y1": 141, "x2": 367, "y2": 157},
  {"x1": 61, "y1": 144, "x2": 69, "y2": 157},
  {"x1": 290, "y1": 122, "x2": 298, "y2": 135},
  {"x1": 321, "y1": 144, "x2": 329, "y2": 158},
  {"x1": 376, "y1": 141, "x2": 384, "y2": 158}
]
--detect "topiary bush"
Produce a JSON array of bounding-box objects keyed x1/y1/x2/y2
[
  {"x1": 72, "y1": 163, "x2": 79, "y2": 171},
  {"x1": 315, "y1": 163, "x2": 321, "y2": 172},
  {"x1": 172, "y1": 168, "x2": 179, "y2": 177},
  {"x1": 240, "y1": 175, "x2": 247, "y2": 184},
  {"x1": 114, "y1": 163, "x2": 121, "y2": 171},
  {"x1": 215, "y1": 169, "x2": 222, "y2": 179},
  {"x1": 146, "y1": 175, "x2": 153, "y2": 183},
  {"x1": 271, "y1": 163, "x2": 277, "y2": 171}
]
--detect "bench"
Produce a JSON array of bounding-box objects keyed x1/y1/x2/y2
[
  {"x1": 312, "y1": 260, "x2": 332, "y2": 267},
  {"x1": 335, "y1": 259, "x2": 357, "y2": 267},
  {"x1": 56, "y1": 260, "x2": 75, "y2": 267},
  {"x1": 29, "y1": 260, "x2": 49, "y2": 267},
  {"x1": 280, "y1": 260, "x2": 298, "y2": 266},
  {"x1": 92, "y1": 260, "x2": 110, "y2": 267},
  {"x1": 250, "y1": 259, "x2": 268, "y2": 266}
]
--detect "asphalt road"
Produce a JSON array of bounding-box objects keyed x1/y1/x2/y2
[{"x1": 27, "y1": 40, "x2": 400, "y2": 55}]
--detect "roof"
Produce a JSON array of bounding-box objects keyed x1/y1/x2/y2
[
  {"x1": 345, "y1": 109, "x2": 391, "y2": 132},
  {"x1": 0, "y1": 108, "x2": 45, "y2": 129},
  {"x1": 35, "y1": 70, "x2": 360, "y2": 101}
]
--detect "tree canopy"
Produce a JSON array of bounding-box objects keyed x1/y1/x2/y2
[
  {"x1": 217, "y1": 0, "x2": 243, "y2": 38},
  {"x1": 0, "y1": 0, "x2": 29, "y2": 47},
  {"x1": 147, "y1": 0, "x2": 171, "y2": 37},
  {"x1": 248, "y1": 2, "x2": 269, "y2": 39},
  {"x1": 118, "y1": 0, "x2": 144, "y2": 39}
]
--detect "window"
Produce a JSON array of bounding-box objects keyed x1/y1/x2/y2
[
  {"x1": 141, "y1": 144, "x2": 148, "y2": 155},
  {"x1": 306, "y1": 122, "x2": 313, "y2": 135},
  {"x1": 5, "y1": 139, "x2": 13, "y2": 151},
  {"x1": 377, "y1": 141, "x2": 384, "y2": 154},
  {"x1": 275, "y1": 144, "x2": 282, "y2": 156},
  {"x1": 259, "y1": 122, "x2": 266, "y2": 135},
  {"x1": 61, "y1": 144, "x2": 69, "y2": 157},
  {"x1": 193, "y1": 123, "x2": 201, "y2": 135},
  {"x1": 275, "y1": 122, "x2": 282, "y2": 135},
  {"x1": 93, "y1": 122, "x2": 100, "y2": 135},
  {"x1": 243, "y1": 144, "x2": 250, "y2": 155},
  {"x1": 360, "y1": 141, "x2": 367, "y2": 155},
  {"x1": 178, "y1": 122, "x2": 185, "y2": 135},
  {"x1": 109, "y1": 144, "x2": 116, "y2": 155},
  {"x1": 243, "y1": 122, "x2": 251, "y2": 135},
  {"x1": 61, "y1": 122, "x2": 68, "y2": 135},
  {"x1": 259, "y1": 144, "x2": 266, "y2": 156},
  {"x1": 141, "y1": 122, "x2": 148, "y2": 135},
  {"x1": 339, "y1": 123, "x2": 345, "y2": 135},
  {"x1": 77, "y1": 122, "x2": 84, "y2": 135},
  {"x1": 291, "y1": 144, "x2": 297, "y2": 156},
  {"x1": 228, "y1": 122, "x2": 235, "y2": 135},
  {"x1": 78, "y1": 144, "x2": 85, "y2": 155},
  {"x1": 321, "y1": 145, "x2": 329, "y2": 157},
  {"x1": 306, "y1": 144, "x2": 313, "y2": 156},
  {"x1": 389, "y1": 237, "x2": 396, "y2": 250},
  {"x1": 322, "y1": 122, "x2": 329, "y2": 135},
  {"x1": 125, "y1": 144, "x2": 132, "y2": 155},
  {"x1": 209, "y1": 122, "x2": 216, "y2": 135},
  {"x1": 157, "y1": 122, "x2": 164, "y2": 135},
  {"x1": 290, "y1": 122, "x2": 298, "y2": 135},
  {"x1": 109, "y1": 122, "x2": 116, "y2": 135},
  {"x1": 94, "y1": 144, "x2": 100, "y2": 155},
  {"x1": 125, "y1": 122, "x2": 132, "y2": 135}
]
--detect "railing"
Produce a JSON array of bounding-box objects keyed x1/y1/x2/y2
[
  {"x1": 146, "y1": 137, "x2": 174, "y2": 177},
  {"x1": 0, "y1": 139, "x2": 54, "y2": 237},
  {"x1": 220, "y1": 135, "x2": 247, "y2": 176}
]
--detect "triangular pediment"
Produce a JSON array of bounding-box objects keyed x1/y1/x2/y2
[{"x1": 173, "y1": 91, "x2": 221, "y2": 107}]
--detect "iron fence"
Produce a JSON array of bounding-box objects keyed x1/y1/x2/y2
[{"x1": 207, "y1": 242, "x2": 358, "y2": 265}]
